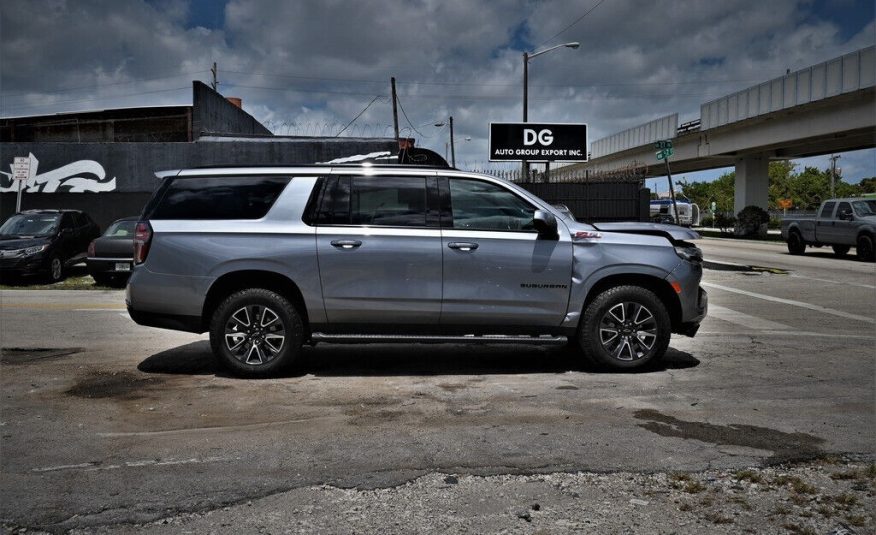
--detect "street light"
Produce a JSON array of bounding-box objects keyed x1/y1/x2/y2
[
  {"x1": 522, "y1": 42, "x2": 579, "y2": 180},
  {"x1": 434, "y1": 116, "x2": 457, "y2": 167}
]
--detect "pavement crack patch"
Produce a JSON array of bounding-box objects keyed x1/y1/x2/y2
[
  {"x1": 633, "y1": 409, "x2": 825, "y2": 463},
  {"x1": 65, "y1": 371, "x2": 165, "y2": 400}
]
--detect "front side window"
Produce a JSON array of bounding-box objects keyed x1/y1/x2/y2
[
  {"x1": 149, "y1": 176, "x2": 290, "y2": 220},
  {"x1": 448, "y1": 178, "x2": 536, "y2": 231},
  {"x1": 317, "y1": 176, "x2": 428, "y2": 228},
  {"x1": 836, "y1": 202, "x2": 852, "y2": 218}
]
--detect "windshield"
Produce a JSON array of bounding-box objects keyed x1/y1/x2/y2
[
  {"x1": 0, "y1": 214, "x2": 60, "y2": 238},
  {"x1": 851, "y1": 200, "x2": 876, "y2": 217},
  {"x1": 104, "y1": 220, "x2": 137, "y2": 237}
]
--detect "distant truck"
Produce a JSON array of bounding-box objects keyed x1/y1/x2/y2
[
  {"x1": 650, "y1": 200, "x2": 700, "y2": 227},
  {"x1": 781, "y1": 198, "x2": 876, "y2": 261}
]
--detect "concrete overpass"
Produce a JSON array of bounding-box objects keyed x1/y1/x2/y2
[{"x1": 559, "y1": 46, "x2": 875, "y2": 212}]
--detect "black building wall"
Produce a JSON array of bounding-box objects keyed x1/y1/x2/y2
[
  {"x1": 1, "y1": 138, "x2": 396, "y2": 228},
  {"x1": 518, "y1": 182, "x2": 650, "y2": 222},
  {"x1": 192, "y1": 82, "x2": 272, "y2": 138}
]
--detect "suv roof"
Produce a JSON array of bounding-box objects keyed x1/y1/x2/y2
[{"x1": 19, "y1": 209, "x2": 85, "y2": 214}]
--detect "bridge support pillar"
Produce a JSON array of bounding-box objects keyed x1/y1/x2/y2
[{"x1": 734, "y1": 154, "x2": 769, "y2": 214}]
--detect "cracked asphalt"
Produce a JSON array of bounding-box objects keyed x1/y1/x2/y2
[{"x1": 1, "y1": 238, "x2": 874, "y2": 533}]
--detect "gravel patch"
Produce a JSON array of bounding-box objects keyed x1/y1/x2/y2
[{"x1": 30, "y1": 458, "x2": 871, "y2": 534}]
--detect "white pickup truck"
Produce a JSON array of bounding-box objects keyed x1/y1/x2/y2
[{"x1": 781, "y1": 198, "x2": 876, "y2": 261}]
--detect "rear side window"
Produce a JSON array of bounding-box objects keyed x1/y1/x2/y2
[
  {"x1": 149, "y1": 176, "x2": 290, "y2": 220},
  {"x1": 316, "y1": 176, "x2": 428, "y2": 228},
  {"x1": 819, "y1": 202, "x2": 836, "y2": 219}
]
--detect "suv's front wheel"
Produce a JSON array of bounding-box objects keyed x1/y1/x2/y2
[
  {"x1": 209, "y1": 288, "x2": 304, "y2": 377},
  {"x1": 579, "y1": 285, "x2": 671, "y2": 369}
]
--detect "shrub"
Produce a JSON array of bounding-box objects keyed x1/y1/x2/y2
[
  {"x1": 735, "y1": 205, "x2": 770, "y2": 237},
  {"x1": 699, "y1": 215, "x2": 714, "y2": 228},
  {"x1": 714, "y1": 212, "x2": 736, "y2": 233},
  {"x1": 768, "y1": 216, "x2": 782, "y2": 230}
]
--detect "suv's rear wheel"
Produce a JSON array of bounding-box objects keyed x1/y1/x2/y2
[
  {"x1": 579, "y1": 285, "x2": 671, "y2": 369},
  {"x1": 209, "y1": 288, "x2": 304, "y2": 377}
]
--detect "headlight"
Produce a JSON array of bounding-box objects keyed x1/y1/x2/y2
[
  {"x1": 22, "y1": 244, "x2": 49, "y2": 256},
  {"x1": 674, "y1": 245, "x2": 702, "y2": 263}
]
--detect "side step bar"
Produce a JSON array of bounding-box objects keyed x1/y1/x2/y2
[{"x1": 310, "y1": 333, "x2": 568, "y2": 345}]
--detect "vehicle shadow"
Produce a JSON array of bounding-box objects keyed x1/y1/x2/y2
[{"x1": 137, "y1": 341, "x2": 700, "y2": 378}]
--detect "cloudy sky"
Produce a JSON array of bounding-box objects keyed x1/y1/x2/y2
[{"x1": 1, "y1": 0, "x2": 873, "y2": 187}]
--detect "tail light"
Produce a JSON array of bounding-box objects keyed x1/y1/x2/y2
[
  {"x1": 133, "y1": 221, "x2": 152, "y2": 265},
  {"x1": 87, "y1": 240, "x2": 96, "y2": 257}
]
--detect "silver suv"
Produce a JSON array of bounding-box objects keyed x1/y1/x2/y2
[{"x1": 126, "y1": 165, "x2": 706, "y2": 377}]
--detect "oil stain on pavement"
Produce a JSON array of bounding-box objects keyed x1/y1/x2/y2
[
  {"x1": 634, "y1": 409, "x2": 825, "y2": 462},
  {"x1": 66, "y1": 371, "x2": 165, "y2": 400}
]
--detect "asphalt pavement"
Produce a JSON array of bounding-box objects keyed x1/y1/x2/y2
[{"x1": 1, "y1": 237, "x2": 873, "y2": 533}]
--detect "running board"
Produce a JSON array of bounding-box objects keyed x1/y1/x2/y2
[{"x1": 309, "y1": 333, "x2": 568, "y2": 345}]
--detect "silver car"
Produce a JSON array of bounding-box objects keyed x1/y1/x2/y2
[{"x1": 127, "y1": 165, "x2": 706, "y2": 377}]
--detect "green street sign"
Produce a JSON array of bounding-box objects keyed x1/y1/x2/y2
[
  {"x1": 656, "y1": 147, "x2": 673, "y2": 160},
  {"x1": 654, "y1": 140, "x2": 673, "y2": 150}
]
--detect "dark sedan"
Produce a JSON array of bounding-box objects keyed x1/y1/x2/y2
[
  {"x1": 0, "y1": 209, "x2": 100, "y2": 282},
  {"x1": 86, "y1": 217, "x2": 138, "y2": 286}
]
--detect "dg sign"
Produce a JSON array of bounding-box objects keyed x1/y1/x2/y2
[{"x1": 489, "y1": 122, "x2": 588, "y2": 162}]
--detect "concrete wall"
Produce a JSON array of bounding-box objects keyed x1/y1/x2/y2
[
  {"x1": 191, "y1": 81, "x2": 272, "y2": 138},
  {"x1": 0, "y1": 138, "x2": 397, "y2": 228}
]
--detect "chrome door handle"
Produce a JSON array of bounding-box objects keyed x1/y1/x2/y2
[
  {"x1": 448, "y1": 242, "x2": 478, "y2": 251},
  {"x1": 330, "y1": 239, "x2": 362, "y2": 249}
]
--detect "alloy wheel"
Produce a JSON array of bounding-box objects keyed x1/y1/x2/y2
[
  {"x1": 598, "y1": 301, "x2": 658, "y2": 361},
  {"x1": 224, "y1": 305, "x2": 286, "y2": 366}
]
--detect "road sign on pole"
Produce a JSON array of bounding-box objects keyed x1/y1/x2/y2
[
  {"x1": 654, "y1": 140, "x2": 673, "y2": 150},
  {"x1": 12, "y1": 154, "x2": 38, "y2": 213},
  {"x1": 656, "y1": 147, "x2": 674, "y2": 160}
]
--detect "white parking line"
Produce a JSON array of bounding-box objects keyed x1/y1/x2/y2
[
  {"x1": 707, "y1": 305, "x2": 793, "y2": 330},
  {"x1": 789, "y1": 273, "x2": 876, "y2": 290},
  {"x1": 32, "y1": 456, "x2": 235, "y2": 473},
  {"x1": 701, "y1": 282, "x2": 875, "y2": 324}
]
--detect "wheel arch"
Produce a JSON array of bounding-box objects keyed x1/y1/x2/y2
[
  {"x1": 202, "y1": 270, "x2": 310, "y2": 334},
  {"x1": 581, "y1": 273, "x2": 682, "y2": 331}
]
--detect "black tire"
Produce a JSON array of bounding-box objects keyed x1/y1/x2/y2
[
  {"x1": 209, "y1": 288, "x2": 304, "y2": 378},
  {"x1": 857, "y1": 234, "x2": 875, "y2": 262},
  {"x1": 578, "y1": 285, "x2": 671, "y2": 370},
  {"x1": 831, "y1": 245, "x2": 850, "y2": 257},
  {"x1": 47, "y1": 256, "x2": 64, "y2": 282},
  {"x1": 787, "y1": 231, "x2": 806, "y2": 255}
]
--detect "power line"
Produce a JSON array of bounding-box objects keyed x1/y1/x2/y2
[
  {"x1": 394, "y1": 94, "x2": 426, "y2": 138},
  {"x1": 536, "y1": 0, "x2": 608, "y2": 48},
  {"x1": 0, "y1": 86, "x2": 192, "y2": 114},
  {"x1": 335, "y1": 95, "x2": 384, "y2": 137},
  {"x1": 0, "y1": 71, "x2": 209, "y2": 98}
]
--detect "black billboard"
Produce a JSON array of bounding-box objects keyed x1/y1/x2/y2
[{"x1": 489, "y1": 122, "x2": 588, "y2": 162}]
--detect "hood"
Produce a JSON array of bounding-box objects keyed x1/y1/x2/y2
[
  {"x1": 591, "y1": 221, "x2": 701, "y2": 242},
  {"x1": 0, "y1": 237, "x2": 52, "y2": 250}
]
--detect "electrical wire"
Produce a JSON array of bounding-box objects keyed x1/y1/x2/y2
[
  {"x1": 394, "y1": 94, "x2": 426, "y2": 138},
  {"x1": 535, "y1": 0, "x2": 608, "y2": 49},
  {"x1": 335, "y1": 95, "x2": 384, "y2": 137}
]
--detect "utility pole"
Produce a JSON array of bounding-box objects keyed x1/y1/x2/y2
[
  {"x1": 829, "y1": 154, "x2": 840, "y2": 198},
  {"x1": 391, "y1": 77, "x2": 400, "y2": 145},
  {"x1": 449, "y1": 115, "x2": 455, "y2": 167},
  {"x1": 522, "y1": 52, "x2": 529, "y2": 181},
  {"x1": 210, "y1": 62, "x2": 218, "y2": 91}
]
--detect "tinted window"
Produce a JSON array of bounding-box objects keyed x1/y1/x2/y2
[
  {"x1": 448, "y1": 179, "x2": 536, "y2": 231},
  {"x1": 150, "y1": 176, "x2": 290, "y2": 220},
  {"x1": 61, "y1": 213, "x2": 75, "y2": 230},
  {"x1": 104, "y1": 220, "x2": 137, "y2": 237},
  {"x1": 316, "y1": 176, "x2": 428, "y2": 228},
  {"x1": 836, "y1": 202, "x2": 851, "y2": 217},
  {"x1": 0, "y1": 213, "x2": 60, "y2": 237},
  {"x1": 819, "y1": 202, "x2": 836, "y2": 219}
]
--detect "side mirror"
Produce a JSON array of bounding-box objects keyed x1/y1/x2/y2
[{"x1": 533, "y1": 210, "x2": 558, "y2": 239}]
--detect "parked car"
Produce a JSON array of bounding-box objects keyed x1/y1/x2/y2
[
  {"x1": 87, "y1": 216, "x2": 138, "y2": 286},
  {"x1": 0, "y1": 209, "x2": 100, "y2": 282},
  {"x1": 781, "y1": 198, "x2": 876, "y2": 261},
  {"x1": 126, "y1": 164, "x2": 707, "y2": 377}
]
